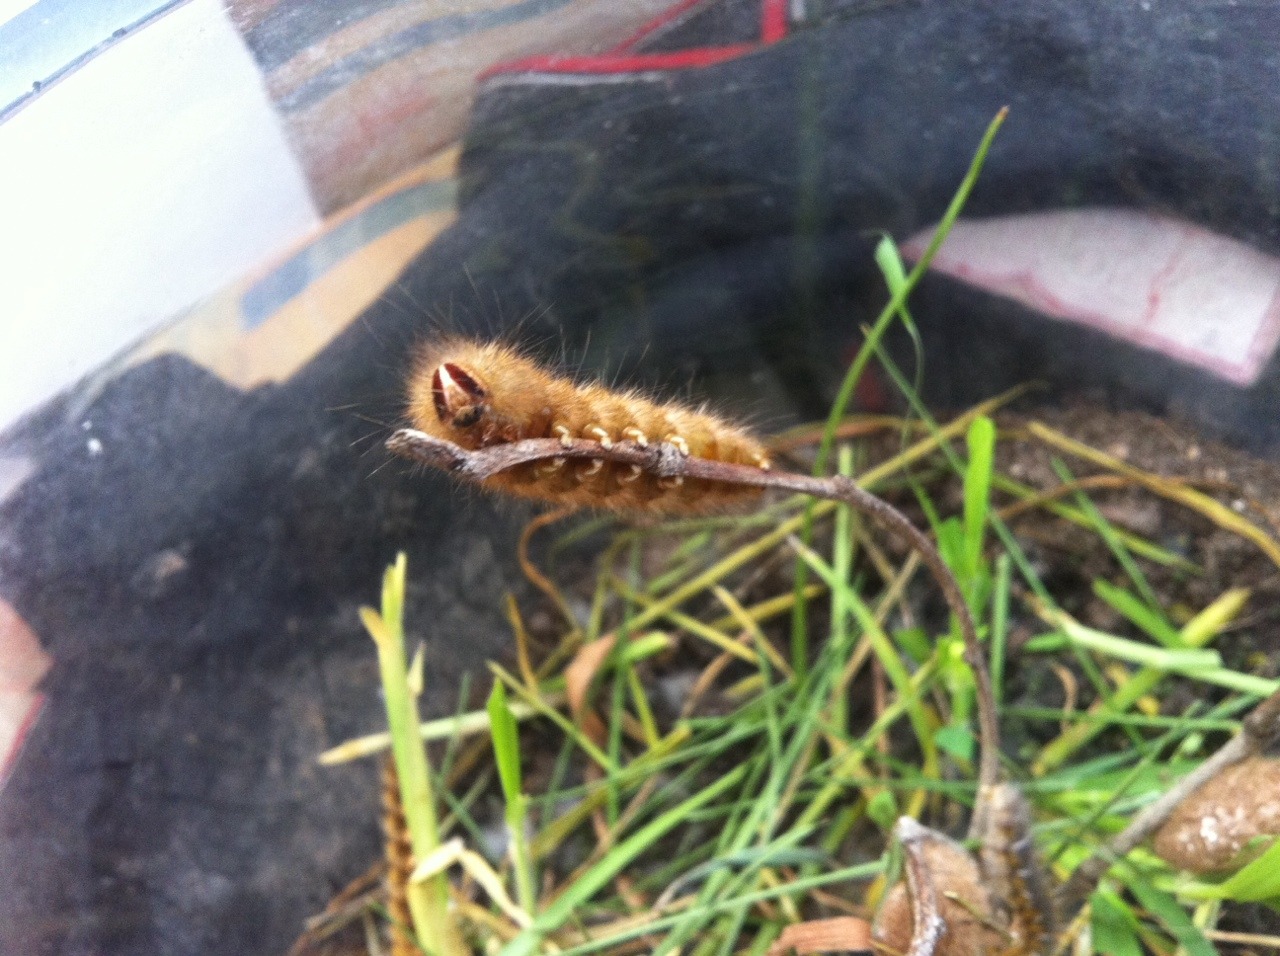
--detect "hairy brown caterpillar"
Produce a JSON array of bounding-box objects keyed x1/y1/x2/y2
[{"x1": 406, "y1": 338, "x2": 771, "y2": 513}]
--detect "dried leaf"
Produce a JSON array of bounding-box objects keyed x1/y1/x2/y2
[
  {"x1": 874, "y1": 822, "x2": 1004, "y2": 956},
  {"x1": 564, "y1": 634, "x2": 618, "y2": 749},
  {"x1": 767, "y1": 917, "x2": 872, "y2": 956}
]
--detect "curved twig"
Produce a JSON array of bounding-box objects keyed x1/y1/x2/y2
[{"x1": 386, "y1": 428, "x2": 1000, "y2": 791}]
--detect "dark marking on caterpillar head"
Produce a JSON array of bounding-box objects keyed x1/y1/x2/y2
[{"x1": 432, "y1": 362, "x2": 489, "y2": 428}]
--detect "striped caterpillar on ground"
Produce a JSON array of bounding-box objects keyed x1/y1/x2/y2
[
  {"x1": 976, "y1": 784, "x2": 1055, "y2": 956},
  {"x1": 406, "y1": 338, "x2": 772, "y2": 514}
]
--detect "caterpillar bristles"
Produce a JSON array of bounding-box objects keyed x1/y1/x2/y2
[{"x1": 405, "y1": 337, "x2": 769, "y2": 514}]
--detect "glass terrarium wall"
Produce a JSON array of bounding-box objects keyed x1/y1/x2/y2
[{"x1": 2, "y1": 0, "x2": 1280, "y2": 953}]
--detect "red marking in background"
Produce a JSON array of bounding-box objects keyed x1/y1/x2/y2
[
  {"x1": 1141, "y1": 237, "x2": 1191, "y2": 329},
  {"x1": 484, "y1": 0, "x2": 790, "y2": 80},
  {"x1": 761, "y1": 0, "x2": 789, "y2": 43},
  {"x1": 488, "y1": 46, "x2": 758, "y2": 77}
]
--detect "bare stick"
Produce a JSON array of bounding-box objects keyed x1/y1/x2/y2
[
  {"x1": 386, "y1": 428, "x2": 1001, "y2": 790},
  {"x1": 1059, "y1": 685, "x2": 1280, "y2": 912}
]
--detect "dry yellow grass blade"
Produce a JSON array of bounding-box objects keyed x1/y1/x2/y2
[
  {"x1": 856, "y1": 385, "x2": 1033, "y2": 489},
  {"x1": 1027, "y1": 421, "x2": 1280, "y2": 570},
  {"x1": 766, "y1": 916, "x2": 873, "y2": 956}
]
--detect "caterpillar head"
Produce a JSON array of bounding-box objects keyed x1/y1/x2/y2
[
  {"x1": 408, "y1": 340, "x2": 545, "y2": 448},
  {"x1": 431, "y1": 361, "x2": 490, "y2": 429}
]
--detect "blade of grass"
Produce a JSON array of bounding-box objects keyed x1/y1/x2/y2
[
  {"x1": 1184, "y1": 838, "x2": 1280, "y2": 903},
  {"x1": 814, "y1": 107, "x2": 1009, "y2": 477},
  {"x1": 1029, "y1": 604, "x2": 1222, "y2": 673},
  {"x1": 1124, "y1": 866, "x2": 1217, "y2": 956},
  {"x1": 962, "y1": 415, "x2": 996, "y2": 604},
  {"x1": 1033, "y1": 588, "x2": 1253, "y2": 775},
  {"x1": 318, "y1": 694, "x2": 566, "y2": 764},
  {"x1": 362, "y1": 554, "x2": 467, "y2": 956},
  {"x1": 1093, "y1": 579, "x2": 1185, "y2": 650},
  {"x1": 499, "y1": 765, "x2": 750, "y2": 956},
  {"x1": 489, "y1": 681, "x2": 537, "y2": 917},
  {"x1": 489, "y1": 662, "x2": 615, "y2": 772},
  {"x1": 991, "y1": 552, "x2": 1011, "y2": 707},
  {"x1": 1027, "y1": 421, "x2": 1280, "y2": 569},
  {"x1": 1049, "y1": 457, "x2": 1175, "y2": 636},
  {"x1": 792, "y1": 107, "x2": 1009, "y2": 672},
  {"x1": 831, "y1": 444, "x2": 857, "y2": 730},
  {"x1": 1031, "y1": 616, "x2": 1276, "y2": 697}
]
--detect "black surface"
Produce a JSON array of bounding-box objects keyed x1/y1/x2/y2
[
  {"x1": 5, "y1": 0, "x2": 1280, "y2": 953},
  {"x1": 0, "y1": 334, "x2": 528, "y2": 954},
  {"x1": 422, "y1": 0, "x2": 1280, "y2": 447}
]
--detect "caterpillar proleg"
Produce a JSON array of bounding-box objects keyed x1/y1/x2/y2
[{"x1": 406, "y1": 338, "x2": 771, "y2": 514}]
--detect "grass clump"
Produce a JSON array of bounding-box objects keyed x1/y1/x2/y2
[{"x1": 300, "y1": 109, "x2": 1280, "y2": 956}]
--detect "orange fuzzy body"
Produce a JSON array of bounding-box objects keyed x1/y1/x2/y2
[{"x1": 406, "y1": 339, "x2": 770, "y2": 514}]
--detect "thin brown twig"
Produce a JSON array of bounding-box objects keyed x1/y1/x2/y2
[
  {"x1": 287, "y1": 861, "x2": 387, "y2": 955},
  {"x1": 995, "y1": 474, "x2": 1136, "y2": 522},
  {"x1": 504, "y1": 594, "x2": 539, "y2": 691},
  {"x1": 516, "y1": 506, "x2": 578, "y2": 630},
  {"x1": 387, "y1": 428, "x2": 1000, "y2": 793}
]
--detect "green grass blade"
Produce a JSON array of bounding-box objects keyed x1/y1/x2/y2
[
  {"x1": 792, "y1": 107, "x2": 1008, "y2": 671},
  {"x1": 963, "y1": 415, "x2": 996, "y2": 594},
  {"x1": 499, "y1": 765, "x2": 749, "y2": 956},
  {"x1": 1093, "y1": 579, "x2": 1185, "y2": 649},
  {"x1": 488, "y1": 681, "x2": 523, "y2": 807},
  {"x1": 363, "y1": 554, "x2": 466, "y2": 956},
  {"x1": 1092, "y1": 887, "x2": 1145, "y2": 956},
  {"x1": 991, "y1": 552, "x2": 1011, "y2": 706},
  {"x1": 1193, "y1": 838, "x2": 1280, "y2": 902},
  {"x1": 1125, "y1": 869, "x2": 1217, "y2": 956}
]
